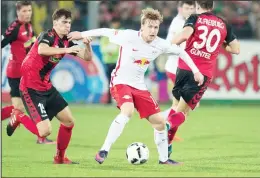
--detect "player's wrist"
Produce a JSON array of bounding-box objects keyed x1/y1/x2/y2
[{"x1": 192, "y1": 68, "x2": 200, "y2": 74}]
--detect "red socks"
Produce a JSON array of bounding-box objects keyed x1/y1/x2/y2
[
  {"x1": 19, "y1": 114, "x2": 40, "y2": 136},
  {"x1": 1, "y1": 106, "x2": 14, "y2": 120},
  {"x1": 167, "y1": 110, "x2": 185, "y2": 128},
  {"x1": 167, "y1": 109, "x2": 186, "y2": 144},
  {"x1": 56, "y1": 124, "x2": 74, "y2": 158}
]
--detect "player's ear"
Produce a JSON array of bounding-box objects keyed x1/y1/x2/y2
[{"x1": 53, "y1": 20, "x2": 57, "y2": 26}]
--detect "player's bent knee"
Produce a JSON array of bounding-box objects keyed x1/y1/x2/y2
[
  {"x1": 120, "y1": 102, "x2": 135, "y2": 118},
  {"x1": 60, "y1": 116, "x2": 75, "y2": 127},
  {"x1": 153, "y1": 121, "x2": 166, "y2": 131},
  {"x1": 15, "y1": 104, "x2": 25, "y2": 112},
  {"x1": 36, "y1": 120, "x2": 52, "y2": 137},
  {"x1": 149, "y1": 115, "x2": 166, "y2": 131}
]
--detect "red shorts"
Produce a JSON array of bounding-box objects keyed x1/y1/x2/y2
[
  {"x1": 110, "y1": 84, "x2": 160, "y2": 119},
  {"x1": 166, "y1": 71, "x2": 176, "y2": 83}
]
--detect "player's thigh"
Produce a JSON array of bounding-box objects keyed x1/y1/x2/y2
[
  {"x1": 171, "y1": 96, "x2": 179, "y2": 110},
  {"x1": 45, "y1": 87, "x2": 71, "y2": 125},
  {"x1": 132, "y1": 89, "x2": 160, "y2": 119},
  {"x1": 172, "y1": 68, "x2": 188, "y2": 102},
  {"x1": 147, "y1": 112, "x2": 165, "y2": 131},
  {"x1": 110, "y1": 84, "x2": 135, "y2": 117},
  {"x1": 175, "y1": 97, "x2": 190, "y2": 113},
  {"x1": 181, "y1": 73, "x2": 211, "y2": 110},
  {"x1": 20, "y1": 88, "x2": 52, "y2": 136},
  {"x1": 166, "y1": 71, "x2": 176, "y2": 84}
]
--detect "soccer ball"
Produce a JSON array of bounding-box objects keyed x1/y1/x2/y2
[{"x1": 126, "y1": 142, "x2": 149, "y2": 165}]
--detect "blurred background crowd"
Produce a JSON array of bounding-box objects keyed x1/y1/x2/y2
[{"x1": 2, "y1": 1, "x2": 260, "y2": 40}]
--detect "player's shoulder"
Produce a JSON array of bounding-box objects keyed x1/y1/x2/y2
[
  {"x1": 5, "y1": 20, "x2": 21, "y2": 35},
  {"x1": 197, "y1": 12, "x2": 228, "y2": 28},
  {"x1": 198, "y1": 12, "x2": 225, "y2": 22},
  {"x1": 123, "y1": 29, "x2": 139, "y2": 36},
  {"x1": 38, "y1": 29, "x2": 55, "y2": 38},
  {"x1": 8, "y1": 19, "x2": 21, "y2": 28},
  {"x1": 154, "y1": 37, "x2": 171, "y2": 48},
  {"x1": 37, "y1": 29, "x2": 55, "y2": 45}
]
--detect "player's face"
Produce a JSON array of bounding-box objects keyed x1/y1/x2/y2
[
  {"x1": 180, "y1": 4, "x2": 195, "y2": 19},
  {"x1": 53, "y1": 16, "x2": 72, "y2": 35},
  {"x1": 195, "y1": 2, "x2": 203, "y2": 14},
  {"x1": 17, "y1": 5, "x2": 32, "y2": 23},
  {"x1": 141, "y1": 19, "x2": 160, "y2": 43}
]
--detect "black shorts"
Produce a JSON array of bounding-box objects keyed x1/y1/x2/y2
[
  {"x1": 7, "y1": 77, "x2": 21, "y2": 97},
  {"x1": 172, "y1": 68, "x2": 211, "y2": 110},
  {"x1": 20, "y1": 87, "x2": 68, "y2": 123}
]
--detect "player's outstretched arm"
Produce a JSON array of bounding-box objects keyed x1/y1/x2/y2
[
  {"x1": 68, "y1": 28, "x2": 117, "y2": 41},
  {"x1": 38, "y1": 43, "x2": 81, "y2": 56},
  {"x1": 165, "y1": 44, "x2": 204, "y2": 85},
  {"x1": 75, "y1": 37, "x2": 93, "y2": 61},
  {"x1": 171, "y1": 26, "x2": 193, "y2": 45}
]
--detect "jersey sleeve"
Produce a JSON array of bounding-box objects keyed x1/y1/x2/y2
[
  {"x1": 1, "y1": 21, "x2": 20, "y2": 48},
  {"x1": 183, "y1": 14, "x2": 198, "y2": 29},
  {"x1": 225, "y1": 23, "x2": 236, "y2": 44},
  {"x1": 163, "y1": 40, "x2": 182, "y2": 55},
  {"x1": 38, "y1": 31, "x2": 54, "y2": 46},
  {"x1": 108, "y1": 29, "x2": 130, "y2": 46}
]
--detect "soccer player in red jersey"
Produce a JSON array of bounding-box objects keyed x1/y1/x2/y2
[
  {"x1": 6, "y1": 8, "x2": 93, "y2": 164},
  {"x1": 166, "y1": 1, "x2": 240, "y2": 158},
  {"x1": 1, "y1": 1, "x2": 55, "y2": 144}
]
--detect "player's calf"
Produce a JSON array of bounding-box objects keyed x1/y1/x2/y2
[{"x1": 36, "y1": 120, "x2": 52, "y2": 137}]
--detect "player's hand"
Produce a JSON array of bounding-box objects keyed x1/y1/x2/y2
[
  {"x1": 194, "y1": 72, "x2": 204, "y2": 86},
  {"x1": 82, "y1": 37, "x2": 92, "y2": 44},
  {"x1": 66, "y1": 45, "x2": 81, "y2": 54},
  {"x1": 67, "y1": 31, "x2": 83, "y2": 41}
]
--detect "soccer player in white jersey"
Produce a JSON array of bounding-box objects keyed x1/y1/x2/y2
[
  {"x1": 68, "y1": 8, "x2": 204, "y2": 165},
  {"x1": 163, "y1": 1, "x2": 195, "y2": 155}
]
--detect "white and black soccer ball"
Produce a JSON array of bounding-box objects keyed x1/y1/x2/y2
[{"x1": 126, "y1": 142, "x2": 149, "y2": 165}]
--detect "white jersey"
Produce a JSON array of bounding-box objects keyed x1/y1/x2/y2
[
  {"x1": 81, "y1": 28, "x2": 199, "y2": 90},
  {"x1": 165, "y1": 14, "x2": 186, "y2": 74}
]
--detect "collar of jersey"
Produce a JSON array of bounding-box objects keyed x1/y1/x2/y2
[{"x1": 51, "y1": 28, "x2": 67, "y2": 40}]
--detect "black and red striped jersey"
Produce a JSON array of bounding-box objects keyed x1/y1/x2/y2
[
  {"x1": 20, "y1": 28, "x2": 76, "y2": 91},
  {"x1": 1, "y1": 19, "x2": 36, "y2": 78}
]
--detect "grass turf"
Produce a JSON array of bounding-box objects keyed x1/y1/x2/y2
[{"x1": 2, "y1": 104, "x2": 260, "y2": 177}]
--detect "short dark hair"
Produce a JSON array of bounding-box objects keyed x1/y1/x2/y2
[
  {"x1": 196, "y1": 1, "x2": 214, "y2": 10},
  {"x1": 52, "y1": 8, "x2": 72, "y2": 21},
  {"x1": 178, "y1": 1, "x2": 195, "y2": 7},
  {"x1": 111, "y1": 17, "x2": 121, "y2": 23},
  {"x1": 16, "y1": 1, "x2": 32, "y2": 11}
]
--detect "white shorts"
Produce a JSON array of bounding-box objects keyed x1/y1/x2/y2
[{"x1": 165, "y1": 55, "x2": 179, "y2": 74}]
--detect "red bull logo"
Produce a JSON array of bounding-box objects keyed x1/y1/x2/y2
[{"x1": 134, "y1": 58, "x2": 150, "y2": 66}]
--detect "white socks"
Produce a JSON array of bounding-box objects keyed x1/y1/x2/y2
[
  {"x1": 101, "y1": 113, "x2": 129, "y2": 152},
  {"x1": 161, "y1": 108, "x2": 171, "y2": 121},
  {"x1": 154, "y1": 129, "x2": 168, "y2": 162}
]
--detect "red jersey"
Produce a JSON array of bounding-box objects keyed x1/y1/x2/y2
[
  {"x1": 178, "y1": 12, "x2": 236, "y2": 78},
  {"x1": 20, "y1": 29, "x2": 75, "y2": 91},
  {"x1": 1, "y1": 19, "x2": 36, "y2": 78}
]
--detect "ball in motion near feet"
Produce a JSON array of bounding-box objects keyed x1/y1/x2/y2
[{"x1": 126, "y1": 142, "x2": 149, "y2": 165}]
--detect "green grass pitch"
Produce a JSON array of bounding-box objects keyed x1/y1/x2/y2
[{"x1": 2, "y1": 104, "x2": 260, "y2": 177}]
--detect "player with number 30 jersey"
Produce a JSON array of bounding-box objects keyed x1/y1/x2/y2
[{"x1": 166, "y1": 1, "x2": 240, "y2": 159}]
